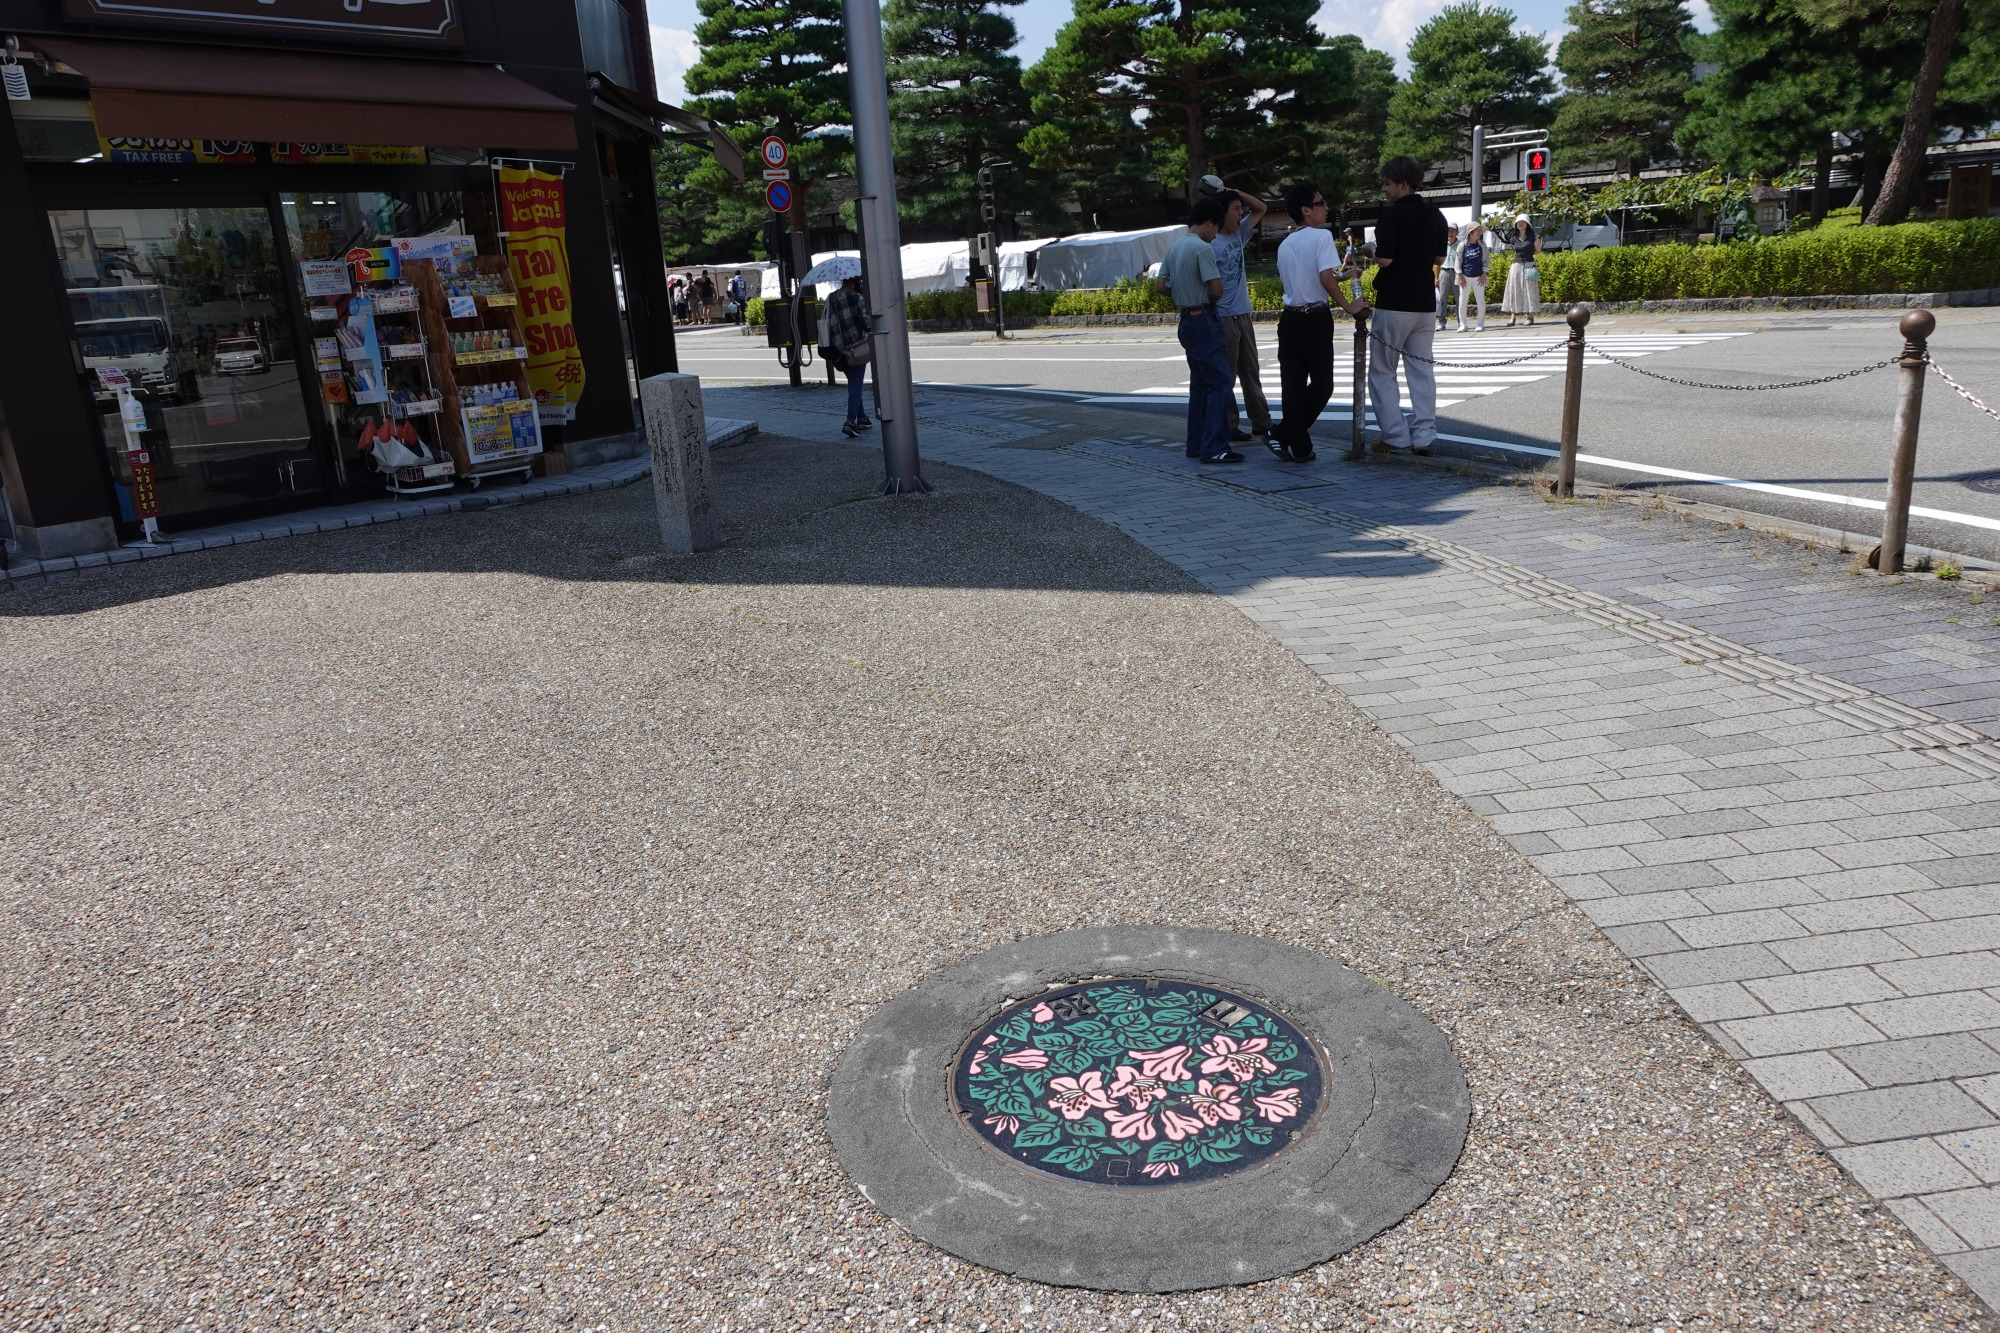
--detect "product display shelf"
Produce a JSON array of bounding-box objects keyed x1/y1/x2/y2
[{"x1": 408, "y1": 256, "x2": 542, "y2": 486}]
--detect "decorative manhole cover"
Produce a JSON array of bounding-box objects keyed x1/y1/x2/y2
[
  {"x1": 1963, "y1": 473, "x2": 2000, "y2": 495},
  {"x1": 951, "y1": 979, "x2": 1323, "y2": 1186},
  {"x1": 828, "y1": 928, "x2": 1469, "y2": 1292}
]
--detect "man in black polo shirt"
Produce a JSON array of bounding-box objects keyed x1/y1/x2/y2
[{"x1": 1367, "y1": 156, "x2": 1449, "y2": 455}]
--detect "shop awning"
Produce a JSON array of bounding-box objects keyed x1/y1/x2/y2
[
  {"x1": 588, "y1": 75, "x2": 745, "y2": 181},
  {"x1": 30, "y1": 37, "x2": 578, "y2": 150}
]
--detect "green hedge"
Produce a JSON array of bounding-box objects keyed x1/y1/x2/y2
[
  {"x1": 1538, "y1": 218, "x2": 2000, "y2": 303},
  {"x1": 904, "y1": 288, "x2": 1064, "y2": 320},
  {"x1": 742, "y1": 223, "x2": 1997, "y2": 324}
]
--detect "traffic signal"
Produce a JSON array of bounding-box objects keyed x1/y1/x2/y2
[
  {"x1": 977, "y1": 166, "x2": 997, "y2": 224},
  {"x1": 1525, "y1": 148, "x2": 1550, "y2": 193},
  {"x1": 761, "y1": 216, "x2": 784, "y2": 263}
]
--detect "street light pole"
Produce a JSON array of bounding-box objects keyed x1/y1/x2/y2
[
  {"x1": 1470, "y1": 123, "x2": 1485, "y2": 228},
  {"x1": 842, "y1": 0, "x2": 930, "y2": 494}
]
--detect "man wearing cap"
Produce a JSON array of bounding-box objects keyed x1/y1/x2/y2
[{"x1": 1156, "y1": 196, "x2": 1240, "y2": 464}]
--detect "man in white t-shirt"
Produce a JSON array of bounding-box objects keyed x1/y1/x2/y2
[{"x1": 1271, "y1": 181, "x2": 1371, "y2": 462}]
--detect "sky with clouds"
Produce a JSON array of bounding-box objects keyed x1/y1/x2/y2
[{"x1": 645, "y1": 0, "x2": 1715, "y2": 108}]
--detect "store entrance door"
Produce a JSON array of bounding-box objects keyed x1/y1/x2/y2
[{"x1": 46, "y1": 203, "x2": 322, "y2": 531}]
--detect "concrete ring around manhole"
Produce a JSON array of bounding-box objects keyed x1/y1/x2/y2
[{"x1": 828, "y1": 927, "x2": 1469, "y2": 1292}]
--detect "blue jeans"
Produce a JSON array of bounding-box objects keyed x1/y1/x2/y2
[
  {"x1": 1178, "y1": 309, "x2": 1231, "y2": 458},
  {"x1": 843, "y1": 362, "x2": 872, "y2": 423}
]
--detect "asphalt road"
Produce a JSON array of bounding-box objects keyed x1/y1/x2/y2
[{"x1": 676, "y1": 307, "x2": 2000, "y2": 564}]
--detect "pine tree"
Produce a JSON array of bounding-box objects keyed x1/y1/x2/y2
[
  {"x1": 1678, "y1": 0, "x2": 1918, "y2": 212},
  {"x1": 656, "y1": 139, "x2": 722, "y2": 266},
  {"x1": 680, "y1": 0, "x2": 851, "y2": 251},
  {"x1": 1383, "y1": 2, "x2": 1554, "y2": 167},
  {"x1": 1551, "y1": 0, "x2": 1695, "y2": 173},
  {"x1": 1313, "y1": 36, "x2": 1399, "y2": 205},
  {"x1": 1022, "y1": 0, "x2": 1352, "y2": 201},
  {"x1": 885, "y1": 0, "x2": 1033, "y2": 234}
]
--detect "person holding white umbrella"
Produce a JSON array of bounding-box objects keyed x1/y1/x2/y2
[{"x1": 805, "y1": 255, "x2": 875, "y2": 436}]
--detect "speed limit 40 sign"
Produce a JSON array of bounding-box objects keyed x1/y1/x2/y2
[{"x1": 760, "y1": 135, "x2": 787, "y2": 171}]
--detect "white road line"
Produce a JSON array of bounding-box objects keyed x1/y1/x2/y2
[{"x1": 1424, "y1": 432, "x2": 2000, "y2": 535}]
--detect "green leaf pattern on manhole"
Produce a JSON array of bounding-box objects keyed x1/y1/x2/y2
[{"x1": 951, "y1": 980, "x2": 1323, "y2": 1186}]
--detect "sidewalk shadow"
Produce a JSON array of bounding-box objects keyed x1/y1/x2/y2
[{"x1": 2, "y1": 435, "x2": 1272, "y2": 618}]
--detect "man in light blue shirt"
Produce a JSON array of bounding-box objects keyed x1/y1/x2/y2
[
  {"x1": 1209, "y1": 185, "x2": 1271, "y2": 442},
  {"x1": 1156, "y1": 197, "x2": 1239, "y2": 463}
]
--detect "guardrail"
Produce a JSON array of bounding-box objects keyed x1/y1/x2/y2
[{"x1": 1358, "y1": 305, "x2": 1995, "y2": 575}]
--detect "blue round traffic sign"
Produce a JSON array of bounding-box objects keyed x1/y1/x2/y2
[{"x1": 766, "y1": 180, "x2": 792, "y2": 213}]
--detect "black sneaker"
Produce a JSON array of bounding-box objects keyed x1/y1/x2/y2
[
  {"x1": 1265, "y1": 437, "x2": 1294, "y2": 462},
  {"x1": 855, "y1": 417, "x2": 874, "y2": 429},
  {"x1": 1230, "y1": 430, "x2": 1254, "y2": 443},
  {"x1": 1200, "y1": 450, "x2": 1246, "y2": 465}
]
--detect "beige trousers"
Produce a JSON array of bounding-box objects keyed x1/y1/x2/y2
[{"x1": 1222, "y1": 313, "x2": 1272, "y2": 434}]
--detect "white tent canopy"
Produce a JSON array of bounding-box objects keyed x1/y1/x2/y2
[
  {"x1": 760, "y1": 245, "x2": 966, "y2": 298},
  {"x1": 997, "y1": 238, "x2": 1055, "y2": 291},
  {"x1": 746, "y1": 229, "x2": 1152, "y2": 300},
  {"x1": 1031, "y1": 224, "x2": 1185, "y2": 292}
]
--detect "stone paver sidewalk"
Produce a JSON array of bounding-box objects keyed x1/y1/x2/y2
[{"x1": 718, "y1": 381, "x2": 2000, "y2": 1312}]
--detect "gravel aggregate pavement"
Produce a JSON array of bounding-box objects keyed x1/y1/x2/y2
[{"x1": 0, "y1": 436, "x2": 1988, "y2": 1330}]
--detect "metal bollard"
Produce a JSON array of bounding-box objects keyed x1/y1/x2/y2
[
  {"x1": 1878, "y1": 309, "x2": 1935, "y2": 575},
  {"x1": 1349, "y1": 312, "x2": 1369, "y2": 460},
  {"x1": 1557, "y1": 303, "x2": 1591, "y2": 497}
]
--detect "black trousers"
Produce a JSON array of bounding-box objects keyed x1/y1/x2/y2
[{"x1": 1275, "y1": 306, "x2": 1334, "y2": 453}]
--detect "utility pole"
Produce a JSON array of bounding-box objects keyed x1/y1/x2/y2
[{"x1": 843, "y1": 0, "x2": 928, "y2": 492}]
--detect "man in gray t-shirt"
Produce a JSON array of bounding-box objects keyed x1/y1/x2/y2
[
  {"x1": 1208, "y1": 183, "x2": 1271, "y2": 442},
  {"x1": 1155, "y1": 197, "x2": 1240, "y2": 463}
]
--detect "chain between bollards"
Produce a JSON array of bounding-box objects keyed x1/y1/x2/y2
[
  {"x1": 1876, "y1": 309, "x2": 1935, "y2": 575},
  {"x1": 1557, "y1": 303, "x2": 1591, "y2": 498},
  {"x1": 1349, "y1": 312, "x2": 1369, "y2": 460}
]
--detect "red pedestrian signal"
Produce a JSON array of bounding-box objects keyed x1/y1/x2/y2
[{"x1": 1525, "y1": 148, "x2": 1550, "y2": 193}]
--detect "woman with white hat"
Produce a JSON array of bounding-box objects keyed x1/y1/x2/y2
[
  {"x1": 1458, "y1": 221, "x2": 1488, "y2": 332},
  {"x1": 1501, "y1": 216, "x2": 1541, "y2": 327}
]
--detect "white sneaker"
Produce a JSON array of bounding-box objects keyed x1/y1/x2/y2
[{"x1": 1457, "y1": 323, "x2": 1467, "y2": 332}]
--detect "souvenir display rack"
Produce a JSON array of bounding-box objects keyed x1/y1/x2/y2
[
  {"x1": 304, "y1": 267, "x2": 454, "y2": 496},
  {"x1": 406, "y1": 255, "x2": 543, "y2": 488}
]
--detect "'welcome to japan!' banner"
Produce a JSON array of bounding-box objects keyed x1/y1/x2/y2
[{"x1": 497, "y1": 167, "x2": 585, "y2": 424}]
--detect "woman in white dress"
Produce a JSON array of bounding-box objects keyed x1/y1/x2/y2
[{"x1": 1500, "y1": 217, "x2": 1541, "y2": 327}]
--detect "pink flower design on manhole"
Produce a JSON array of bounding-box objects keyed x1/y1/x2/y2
[{"x1": 952, "y1": 980, "x2": 1323, "y2": 1187}]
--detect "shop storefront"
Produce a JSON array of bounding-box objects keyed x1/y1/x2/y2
[{"x1": 0, "y1": 0, "x2": 682, "y2": 557}]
